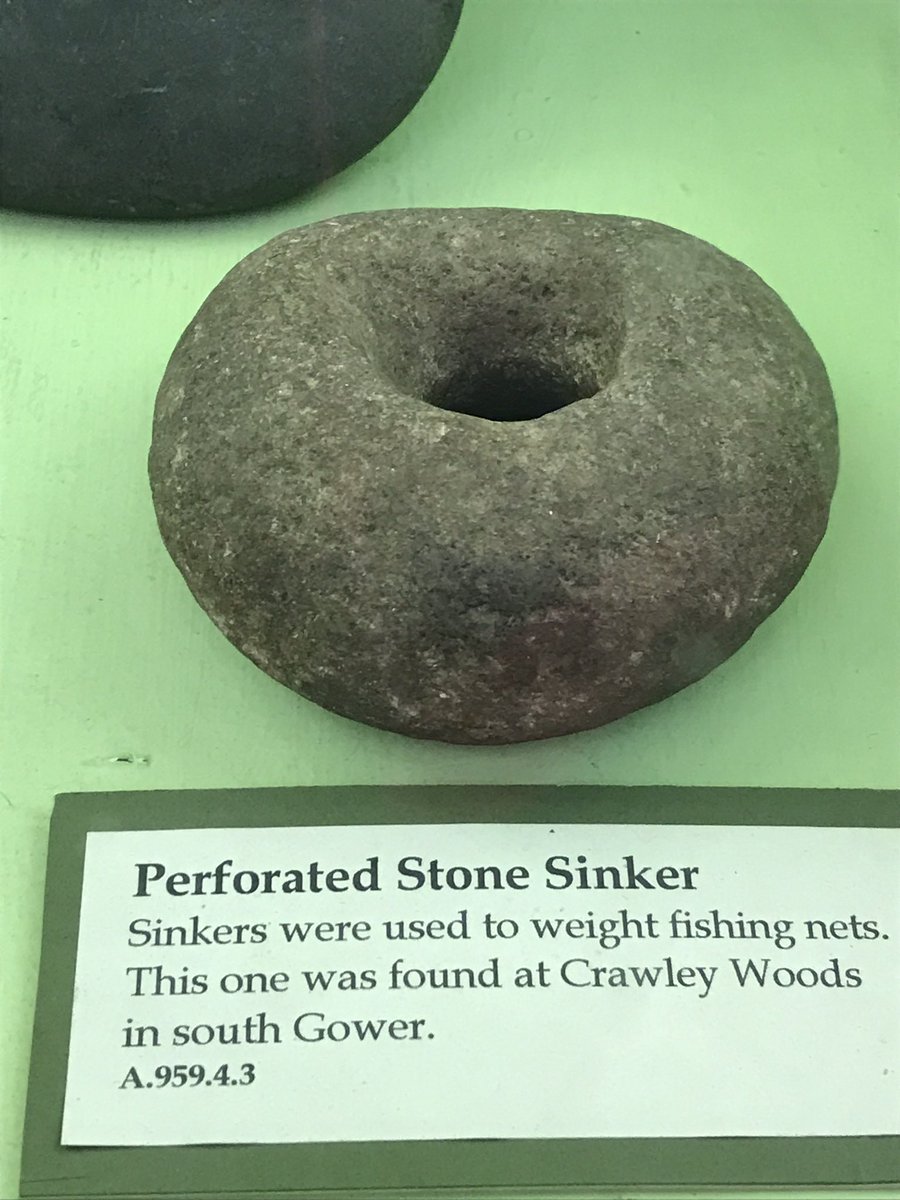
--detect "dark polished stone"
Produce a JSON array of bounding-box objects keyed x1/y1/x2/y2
[
  {"x1": 0, "y1": 1, "x2": 463, "y2": 218},
  {"x1": 149, "y1": 209, "x2": 839, "y2": 743}
]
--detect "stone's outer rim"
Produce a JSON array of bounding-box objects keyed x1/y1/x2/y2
[
  {"x1": 150, "y1": 208, "x2": 839, "y2": 744},
  {"x1": 0, "y1": 0, "x2": 464, "y2": 220}
]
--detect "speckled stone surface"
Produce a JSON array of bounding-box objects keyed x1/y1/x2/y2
[
  {"x1": 0, "y1": 0, "x2": 463, "y2": 218},
  {"x1": 149, "y1": 208, "x2": 839, "y2": 743}
]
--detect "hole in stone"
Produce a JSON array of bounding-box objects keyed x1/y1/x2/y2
[{"x1": 426, "y1": 359, "x2": 596, "y2": 422}]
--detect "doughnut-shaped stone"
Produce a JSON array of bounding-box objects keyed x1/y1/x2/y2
[
  {"x1": 149, "y1": 209, "x2": 839, "y2": 743},
  {"x1": 0, "y1": 0, "x2": 463, "y2": 218}
]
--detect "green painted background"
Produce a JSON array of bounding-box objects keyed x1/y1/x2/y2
[{"x1": 1, "y1": 1, "x2": 898, "y2": 1195}]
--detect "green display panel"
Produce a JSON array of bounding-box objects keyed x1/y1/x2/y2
[
  {"x1": 20, "y1": 786, "x2": 900, "y2": 1199},
  {"x1": 3, "y1": 2, "x2": 898, "y2": 1199}
]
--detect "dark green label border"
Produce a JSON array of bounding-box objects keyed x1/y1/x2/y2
[{"x1": 20, "y1": 785, "x2": 900, "y2": 1198}]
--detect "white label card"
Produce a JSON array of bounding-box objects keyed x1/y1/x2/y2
[{"x1": 61, "y1": 823, "x2": 900, "y2": 1146}]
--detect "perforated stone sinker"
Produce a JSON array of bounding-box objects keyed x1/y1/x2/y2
[{"x1": 149, "y1": 208, "x2": 839, "y2": 743}]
